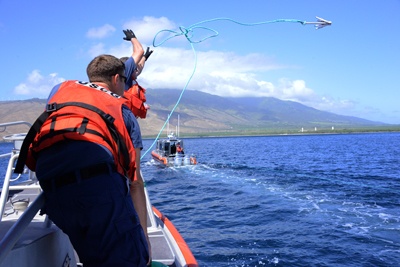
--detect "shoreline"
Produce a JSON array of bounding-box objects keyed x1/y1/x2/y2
[
  {"x1": 141, "y1": 128, "x2": 400, "y2": 140},
  {"x1": 1, "y1": 127, "x2": 399, "y2": 143}
]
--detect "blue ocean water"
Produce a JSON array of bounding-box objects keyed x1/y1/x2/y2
[
  {"x1": 1, "y1": 133, "x2": 399, "y2": 266},
  {"x1": 140, "y1": 133, "x2": 400, "y2": 266}
]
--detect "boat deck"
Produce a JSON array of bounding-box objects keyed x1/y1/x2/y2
[{"x1": 1, "y1": 186, "x2": 178, "y2": 266}]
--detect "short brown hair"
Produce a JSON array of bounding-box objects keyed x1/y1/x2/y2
[{"x1": 87, "y1": 54, "x2": 125, "y2": 83}]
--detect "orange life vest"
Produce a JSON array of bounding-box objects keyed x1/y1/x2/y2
[
  {"x1": 177, "y1": 145, "x2": 183, "y2": 153},
  {"x1": 122, "y1": 81, "x2": 148, "y2": 119},
  {"x1": 22, "y1": 80, "x2": 136, "y2": 181}
]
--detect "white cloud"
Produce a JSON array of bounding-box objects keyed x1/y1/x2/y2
[
  {"x1": 81, "y1": 16, "x2": 382, "y2": 122},
  {"x1": 83, "y1": 16, "x2": 305, "y2": 102},
  {"x1": 122, "y1": 16, "x2": 177, "y2": 45},
  {"x1": 86, "y1": 16, "x2": 177, "y2": 59},
  {"x1": 136, "y1": 46, "x2": 282, "y2": 92},
  {"x1": 280, "y1": 79, "x2": 314, "y2": 100},
  {"x1": 14, "y1": 70, "x2": 65, "y2": 98},
  {"x1": 136, "y1": 45, "x2": 369, "y2": 120},
  {"x1": 86, "y1": 24, "x2": 116, "y2": 39}
]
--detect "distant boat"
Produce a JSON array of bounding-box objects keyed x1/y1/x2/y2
[
  {"x1": 151, "y1": 132, "x2": 197, "y2": 167},
  {"x1": 0, "y1": 120, "x2": 198, "y2": 267}
]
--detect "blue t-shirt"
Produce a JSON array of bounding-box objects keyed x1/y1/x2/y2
[
  {"x1": 122, "y1": 105, "x2": 143, "y2": 150},
  {"x1": 124, "y1": 57, "x2": 136, "y2": 90}
]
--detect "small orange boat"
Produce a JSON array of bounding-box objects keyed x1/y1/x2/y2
[{"x1": 151, "y1": 133, "x2": 197, "y2": 167}]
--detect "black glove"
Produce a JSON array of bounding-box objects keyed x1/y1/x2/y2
[
  {"x1": 123, "y1": 29, "x2": 136, "y2": 41},
  {"x1": 144, "y1": 47, "x2": 154, "y2": 61}
]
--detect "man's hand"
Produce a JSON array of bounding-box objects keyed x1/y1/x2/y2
[
  {"x1": 123, "y1": 29, "x2": 136, "y2": 41},
  {"x1": 143, "y1": 47, "x2": 153, "y2": 61}
]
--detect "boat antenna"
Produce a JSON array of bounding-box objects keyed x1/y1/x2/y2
[
  {"x1": 178, "y1": 114, "x2": 180, "y2": 138},
  {"x1": 140, "y1": 16, "x2": 332, "y2": 159},
  {"x1": 167, "y1": 113, "x2": 170, "y2": 136}
]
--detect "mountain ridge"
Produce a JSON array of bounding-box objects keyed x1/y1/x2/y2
[
  {"x1": 0, "y1": 89, "x2": 393, "y2": 138},
  {"x1": 139, "y1": 89, "x2": 387, "y2": 135}
]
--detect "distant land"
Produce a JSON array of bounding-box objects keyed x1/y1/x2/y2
[{"x1": 0, "y1": 89, "x2": 399, "y2": 140}]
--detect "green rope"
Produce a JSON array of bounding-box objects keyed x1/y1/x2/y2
[
  {"x1": 141, "y1": 18, "x2": 311, "y2": 160},
  {"x1": 153, "y1": 18, "x2": 306, "y2": 46}
]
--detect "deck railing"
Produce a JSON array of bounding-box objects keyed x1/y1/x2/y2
[{"x1": 0, "y1": 121, "x2": 47, "y2": 265}]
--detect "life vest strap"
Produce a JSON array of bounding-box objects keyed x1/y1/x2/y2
[
  {"x1": 46, "y1": 102, "x2": 57, "y2": 112},
  {"x1": 34, "y1": 128, "x2": 108, "y2": 148},
  {"x1": 78, "y1": 118, "x2": 89, "y2": 134},
  {"x1": 15, "y1": 110, "x2": 50, "y2": 174}
]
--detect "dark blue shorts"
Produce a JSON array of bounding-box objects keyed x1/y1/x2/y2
[{"x1": 41, "y1": 168, "x2": 149, "y2": 267}]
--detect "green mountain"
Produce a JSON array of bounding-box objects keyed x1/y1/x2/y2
[
  {"x1": 0, "y1": 90, "x2": 395, "y2": 139},
  {"x1": 139, "y1": 89, "x2": 389, "y2": 136}
]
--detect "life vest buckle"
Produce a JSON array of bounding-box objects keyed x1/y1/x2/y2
[
  {"x1": 46, "y1": 102, "x2": 57, "y2": 112},
  {"x1": 104, "y1": 114, "x2": 115, "y2": 124}
]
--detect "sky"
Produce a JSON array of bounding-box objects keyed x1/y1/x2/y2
[{"x1": 0, "y1": 0, "x2": 399, "y2": 124}]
